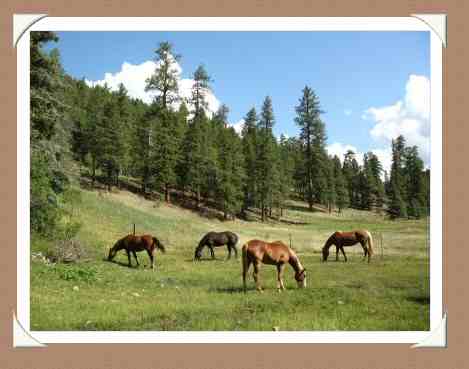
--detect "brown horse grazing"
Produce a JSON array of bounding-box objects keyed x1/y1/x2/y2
[
  {"x1": 242, "y1": 240, "x2": 306, "y2": 293},
  {"x1": 108, "y1": 234, "x2": 166, "y2": 269},
  {"x1": 321, "y1": 230, "x2": 373, "y2": 263},
  {"x1": 194, "y1": 231, "x2": 239, "y2": 260}
]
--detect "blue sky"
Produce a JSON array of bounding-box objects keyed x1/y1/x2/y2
[{"x1": 50, "y1": 31, "x2": 430, "y2": 171}]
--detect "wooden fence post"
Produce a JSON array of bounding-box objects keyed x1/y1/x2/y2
[
  {"x1": 133, "y1": 223, "x2": 136, "y2": 236},
  {"x1": 380, "y1": 233, "x2": 384, "y2": 260}
]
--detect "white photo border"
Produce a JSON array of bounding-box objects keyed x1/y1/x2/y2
[{"x1": 17, "y1": 17, "x2": 443, "y2": 344}]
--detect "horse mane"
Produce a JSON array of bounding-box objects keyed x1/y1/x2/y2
[
  {"x1": 288, "y1": 248, "x2": 304, "y2": 273},
  {"x1": 153, "y1": 237, "x2": 166, "y2": 253},
  {"x1": 322, "y1": 233, "x2": 336, "y2": 251},
  {"x1": 197, "y1": 234, "x2": 209, "y2": 251}
]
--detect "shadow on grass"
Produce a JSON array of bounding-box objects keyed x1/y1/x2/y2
[
  {"x1": 407, "y1": 295, "x2": 430, "y2": 305},
  {"x1": 212, "y1": 286, "x2": 245, "y2": 294}
]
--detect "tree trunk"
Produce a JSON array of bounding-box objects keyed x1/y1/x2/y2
[
  {"x1": 196, "y1": 187, "x2": 201, "y2": 209},
  {"x1": 165, "y1": 183, "x2": 170, "y2": 203},
  {"x1": 261, "y1": 201, "x2": 265, "y2": 222},
  {"x1": 92, "y1": 156, "x2": 96, "y2": 187}
]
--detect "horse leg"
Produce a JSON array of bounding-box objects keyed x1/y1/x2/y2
[
  {"x1": 360, "y1": 242, "x2": 367, "y2": 261},
  {"x1": 234, "y1": 245, "x2": 238, "y2": 259},
  {"x1": 253, "y1": 261, "x2": 263, "y2": 292},
  {"x1": 126, "y1": 250, "x2": 132, "y2": 267},
  {"x1": 209, "y1": 245, "x2": 215, "y2": 259},
  {"x1": 226, "y1": 245, "x2": 231, "y2": 260},
  {"x1": 146, "y1": 249, "x2": 155, "y2": 270},
  {"x1": 340, "y1": 246, "x2": 347, "y2": 262},
  {"x1": 132, "y1": 251, "x2": 139, "y2": 267},
  {"x1": 243, "y1": 258, "x2": 252, "y2": 293},
  {"x1": 276, "y1": 264, "x2": 286, "y2": 292},
  {"x1": 336, "y1": 246, "x2": 340, "y2": 261}
]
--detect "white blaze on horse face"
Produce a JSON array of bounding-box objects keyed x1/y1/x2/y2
[{"x1": 298, "y1": 278, "x2": 306, "y2": 288}]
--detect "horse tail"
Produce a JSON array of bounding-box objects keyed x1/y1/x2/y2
[
  {"x1": 366, "y1": 231, "x2": 373, "y2": 259},
  {"x1": 153, "y1": 237, "x2": 166, "y2": 253},
  {"x1": 242, "y1": 243, "x2": 249, "y2": 293}
]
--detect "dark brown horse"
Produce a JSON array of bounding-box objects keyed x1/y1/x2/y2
[
  {"x1": 194, "y1": 231, "x2": 239, "y2": 260},
  {"x1": 108, "y1": 234, "x2": 166, "y2": 269},
  {"x1": 242, "y1": 240, "x2": 306, "y2": 292},
  {"x1": 321, "y1": 230, "x2": 373, "y2": 263}
]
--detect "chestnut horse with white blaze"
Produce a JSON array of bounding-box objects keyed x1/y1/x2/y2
[
  {"x1": 108, "y1": 234, "x2": 166, "y2": 269},
  {"x1": 242, "y1": 240, "x2": 306, "y2": 292},
  {"x1": 321, "y1": 230, "x2": 373, "y2": 263}
]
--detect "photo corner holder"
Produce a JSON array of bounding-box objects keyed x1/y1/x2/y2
[
  {"x1": 411, "y1": 312, "x2": 447, "y2": 348},
  {"x1": 411, "y1": 13, "x2": 447, "y2": 47},
  {"x1": 13, "y1": 13, "x2": 48, "y2": 48},
  {"x1": 13, "y1": 312, "x2": 47, "y2": 348}
]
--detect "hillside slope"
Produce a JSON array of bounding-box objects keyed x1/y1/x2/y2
[{"x1": 31, "y1": 187, "x2": 430, "y2": 331}]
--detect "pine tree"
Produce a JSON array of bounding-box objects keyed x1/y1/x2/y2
[
  {"x1": 403, "y1": 145, "x2": 426, "y2": 218},
  {"x1": 294, "y1": 86, "x2": 327, "y2": 209},
  {"x1": 191, "y1": 65, "x2": 211, "y2": 119},
  {"x1": 277, "y1": 134, "x2": 294, "y2": 217},
  {"x1": 388, "y1": 135, "x2": 407, "y2": 218},
  {"x1": 256, "y1": 96, "x2": 277, "y2": 221},
  {"x1": 145, "y1": 42, "x2": 182, "y2": 202},
  {"x1": 30, "y1": 31, "x2": 68, "y2": 236},
  {"x1": 216, "y1": 126, "x2": 245, "y2": 219},
  {"x1": 324, "y1": 157, "x2": 336, "y2": 213},
  {"x1": 332, "y1": 155, "x2": 349, "y2": 213},
  {"x1": 145, "y1": 41, "x2": 180, "y2": 108},
  {"x1": 95, "y1": 93, "x2": 123, "y2": 191},
  {"x1": 180, "y1": 65, "x2": 216, "y2": 208},
  {"x1": 343, "y1": 150, "x2": 361, "y2": 208},
  {"x1": 241, "y1": 108, "x2": 258, "y2": 212},
  {"x1": 114, "y1": 83, "x2": 133, "y2": 180}
]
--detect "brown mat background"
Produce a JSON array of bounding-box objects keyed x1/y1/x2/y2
[{"x1": 1, "y1": 1, "x2": 466, "y2": 368}]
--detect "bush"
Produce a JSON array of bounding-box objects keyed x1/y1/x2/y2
[
  {"x1": 56, "y1": 265, "x2": 98, "y2": 283},
  {"x1": 46, "y1": 238, "x2": 88, "y2": 264}
]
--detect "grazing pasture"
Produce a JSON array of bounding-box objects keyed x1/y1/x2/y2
[{"x1": 31, "y1": 188, "x2": 429, "y2": 331}]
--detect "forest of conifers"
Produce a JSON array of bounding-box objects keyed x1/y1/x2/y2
[{"x1": 30, "y1": 32, "x2": 430, "y2": 237}]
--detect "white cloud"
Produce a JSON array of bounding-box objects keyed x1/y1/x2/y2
[
  {"x1": 229, "y1": 119, "x2": 245, "y2": 135},
  {"x1": 363, "y1": 74, "x2": 430, "y2": 166},
  {"x1": 344, "y1": 109, "x2": 352, "y2": 116},
  {"x1": 327, "y1": 142, "x2": 363, "y2": 166},
  {"x1": 327, "y1": 142, "x2": 392, "y2": 177},
  {"x1": 85, "y1": 58, "x2": 221, "y2": 116}
]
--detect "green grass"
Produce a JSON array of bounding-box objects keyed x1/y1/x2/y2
[{"x1": 31, "y1": 188, "x2": 430, "y2": 331}]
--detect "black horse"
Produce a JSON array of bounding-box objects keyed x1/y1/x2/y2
[{"x1": 194, "y1": 231, "x2": 239, "y2": 260}]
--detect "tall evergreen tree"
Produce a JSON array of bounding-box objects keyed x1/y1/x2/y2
[
  {"x1": 95, "y1": 93, "x2": 123, "y2": 191},
  {"x1": 388, "y1": 135, "x2": 407, "y2": 218},
  {"x1": 145, "y1": 42, "x2": 182, "y2": 202},
  {"x1": 191, "y1": 65, "x2": 211, "y2": 119},
  {"x1": 276, "y1": 134, "x2": 295, "y2": 217},
  {"x1": 30, "y1": 32, "x2": 68, "y2": 235},
  {"x1": 216, "y1": 126, "x2": 245, "y2": 219},
  {"x1": 256, "y1": 96, "x2": 277, "y2": 221},
  {"x1": 403, "y1": 145, "x2": 426, "y2": 218},
  {"x1": 241, "y1": 108, "x2": 258, "y2": 212},
  {"x1": 332, "y1": 155, "x2": 349, "y2": 213},
  {"x1": 180, "y1": 65, "x2": 217, "y2": 208},
  {"x1": 145, "y1": 41, "x2": 180, "y2": 108},
  {"x1": 294, "y1": 86, "x2": 327, "y2": 209},
  {"x1": 342, "y1": 150, "x2": 361, "y2": 208},
  {"x1": 324, "y1": 157, "x2": 336, "y2": 213}
]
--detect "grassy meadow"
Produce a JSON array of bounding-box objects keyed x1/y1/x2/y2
[{"x1": 31, "y1": 187, "x2": 430, "y2": 331}]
